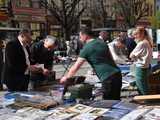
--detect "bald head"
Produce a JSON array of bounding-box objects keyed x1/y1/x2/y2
[{"x1": 99, "y1": 31, "x2": 109, "y2": 41}]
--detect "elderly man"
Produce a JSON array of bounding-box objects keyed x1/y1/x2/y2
[
  {"x1": 108, "y1": 37, "x2": 129, "y2": 64},
  {"x1": 2, "y1": 29, "x2": 36, "y2": 91},
  {"x1": 99, "y1": 31, "x2": 109, "y2": 43},
  {"x1": 60, "y1": 27, "x2": 122, "y2": 100},
  {"x1": 30, "y1": 35, "x2": 58, "y2": 90}
]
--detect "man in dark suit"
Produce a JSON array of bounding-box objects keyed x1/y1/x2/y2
[
  {"x1": 2, "y1": 29, "x2": 38, "y2": 91},
  {"x1": 0, "y1": 40, "x2": 4, "y2": 90}
]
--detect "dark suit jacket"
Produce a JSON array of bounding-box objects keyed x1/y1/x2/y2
[
  {"x1": 30, "y1": 41, "x2": 53, "y2": 81},
  {"x1": 2, "y1": 39, "x2": 28, "y2": 85},
  {"x1": 30, "y1": 41, "x2": 53, "y2": 69}
]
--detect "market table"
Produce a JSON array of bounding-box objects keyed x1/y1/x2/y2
[{"x1": 1, "y1": 91, "x2": 160, "y2": 120}]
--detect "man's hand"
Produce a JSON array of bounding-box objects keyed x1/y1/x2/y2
[
  {"x1": 60, "y1": 76, "x2": 68, "y2": 84},
  {"x1": 29, "y1": 65, "x2": 43, "y2": 73},
  {"x1": 43, "y1": 68, "x2": 50, "y2": 76}
]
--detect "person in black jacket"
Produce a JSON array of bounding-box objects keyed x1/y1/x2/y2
[
  {"x1": 0, "y1": 40, "x2": 4, "y2": 90},
  {"x1": 30, "y1": 35, "x2": 58, "y2": 90},
  {"x1": 2, "y1": 29, "x2": 39, "y2": 91}
]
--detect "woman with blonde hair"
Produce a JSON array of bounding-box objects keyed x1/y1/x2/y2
[{"x1": 130, "y1": 26, "x2": 153, "y2": 95}]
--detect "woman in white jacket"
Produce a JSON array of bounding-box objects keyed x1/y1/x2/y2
[{"x1": 130, "y1": 26, "x2": 153, "y2": 95}]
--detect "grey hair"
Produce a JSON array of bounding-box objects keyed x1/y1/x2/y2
[{"x1": 45, "y1": 35, "x2": 58, "y2": 45}]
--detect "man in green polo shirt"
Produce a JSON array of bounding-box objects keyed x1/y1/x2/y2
[{"x1": 60, "y1": 27, "x2": 122, "y2": 100}]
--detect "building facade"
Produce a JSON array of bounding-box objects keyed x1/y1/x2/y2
[
  {"x1": 0, "y1": 0, "x2": 9, "y2": 26},
  {"x1": 80, "y1": 0, "x2": 116, "y2": 28},
  {"x1": 11, "y1": 0, "x2": 46, "y2": 39}
]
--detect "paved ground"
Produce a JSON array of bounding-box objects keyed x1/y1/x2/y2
[
  {"x1": 53, "y1": 62, "x2": 138, "y2": 99},
  {"x1": 53, "y1": 62, "x2": 92, "y2": 79}
]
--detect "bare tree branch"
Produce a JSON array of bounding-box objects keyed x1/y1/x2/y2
[
  {"x1": 114, "y1": 0, "x2": 149, "y2": 28},
  {"x1": 40, "y1": 0, "x2": 85, "y2": 41}
]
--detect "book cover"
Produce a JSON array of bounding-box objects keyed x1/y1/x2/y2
[
  {"x1": 90, "y1": 100, "x2": 120, "y2": 108},
  {"x1": 112, "y1": 101, "x2": 138, "y2": 111},
  {"x1": 102, "y1": 108, "x2": 130, "y2": 120}
]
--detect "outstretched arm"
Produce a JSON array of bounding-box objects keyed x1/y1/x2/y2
[{"x1": 60, "y1": 57, "x2": 86, "y2": 84}]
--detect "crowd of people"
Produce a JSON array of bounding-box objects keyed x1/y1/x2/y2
[{"x1": 0, "y1": 26, "x2": 154, "y2": 100}]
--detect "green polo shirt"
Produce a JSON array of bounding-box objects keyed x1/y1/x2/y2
[{"x1": 79, "y1": 39, "x2": 120, "y2": 81}]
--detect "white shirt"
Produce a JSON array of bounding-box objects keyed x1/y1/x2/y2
[
  {"x1": 108, "y1": 41, "x2": 128, "y2": 64},
  {"x1": 130, "y1": 40, "x2": 152, "y2": 68},
  {"x1": 19, "y1": 40, "x2": 30, "y2": 75}
]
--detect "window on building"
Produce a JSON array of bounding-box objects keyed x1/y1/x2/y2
[
  {"x1": 0, "y1": 0, "x2": 5, "y2": 7},
  {"x1": 31, "y1": 23, "x2": 40, "y2": 40},
  {"x1": 32, "y1": 1, "x2": 40, "y2": 8},
  {"x1": 16, "y1": 0, "x2": 32, "y2": 8}
]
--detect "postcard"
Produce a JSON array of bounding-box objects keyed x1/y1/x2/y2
[
  {"x1": 68, "y1": 104, "x2": 93, "y2": 113},
  {"x1": 87, "y1": 107, "x2": 109, "y2": 116}
]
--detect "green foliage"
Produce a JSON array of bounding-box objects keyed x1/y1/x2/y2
[{"x1": 150, "y1": 11, "x2": 160, "y2": 29}]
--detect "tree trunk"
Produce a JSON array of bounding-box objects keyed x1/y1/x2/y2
[{"x1": 63, "y1": 27, "x2": 71, "y2": 41}]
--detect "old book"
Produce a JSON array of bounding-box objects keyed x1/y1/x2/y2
[
  {"x1": 102, "y1": 108, "x2": 130, "y2": 120},
  {"x1": 90, "y1": 100, "x2": 120, "y2": 108},
  {"x1": 112, "y1": 101, "x2": 138, "y2": 111},
  {"x1": 14, "y1": 93, "x2": 58, "y2": 109},
  {"x1": 46, "y1": 107, "x2": 77, "y2": 120}
]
